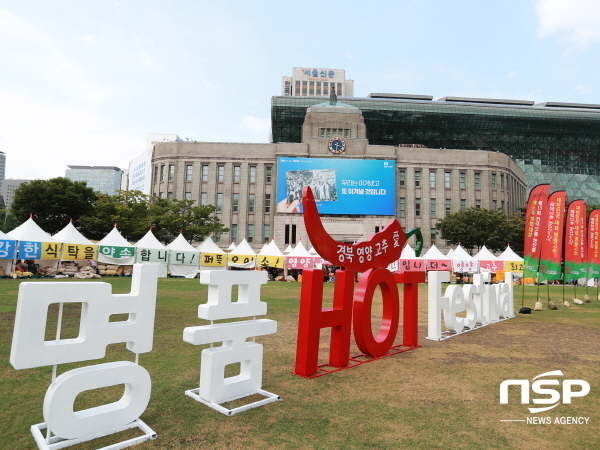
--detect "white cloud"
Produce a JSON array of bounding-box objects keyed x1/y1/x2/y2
[
  {"x1": 505, "y1": 71, "x2": 517, "y2": 79},
  {"x1": 239, "y1": 116, "x2": 271, "y2": 143},
  {"x1": 536, "y1": 0, "x2": 600, "y2": 47},
  {"x1": 343, "y1": 51, "x2": 356, "y2": 60}
]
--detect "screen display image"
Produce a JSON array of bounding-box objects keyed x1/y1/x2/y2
[{"x1": 277, "y1": 157, "x2": 395, "y2": 215}]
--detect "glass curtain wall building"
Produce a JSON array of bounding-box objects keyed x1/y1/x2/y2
[{"x1": 272, "y1": 96, "x2": 600, "y2": 204}]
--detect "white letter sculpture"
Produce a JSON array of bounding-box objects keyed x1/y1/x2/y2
[
  {"x1": 10, "y1": 264, "x2": 159, "y2": 450},
  {"x1": 427, "y1": 271, "x2": 515, "y2": 340},
  {"x1": 183, "y1": 270, "x2": 280, "y2": 415}
]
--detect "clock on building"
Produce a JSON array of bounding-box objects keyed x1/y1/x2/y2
[{"x1": 328, "y1": 137, "x2": 346, "y2": 154}]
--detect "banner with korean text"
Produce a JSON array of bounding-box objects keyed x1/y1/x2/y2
[
  {"x1": 20, "y1": 241, "x2": 62, "y2": 260},
  {"x1": 60, "y1": 244, "x2": 98, "y2": 260},
  {"x1": 135, "y1": 247, "x2": 169, "y2": 264},
  {"x1": 587, "y1": 210, "x2": 600, "y2": 283},
  {"x1": 564, "y1": 200, "x2": 586, "y2": 283},
  {"x1": 523, "y1": 184, "x2": 550, "y2": 279},
  {"x1": 257, "y1": 255, "x2": 284, "y2": 268},
  {"x1": 99, "y1": 245, "x2": 135, "y2": 260},
  {"x1": 169, "y1": 250, "x2": 199, "y2": 266},
  {"x1": 538, "y1": 191, "x2": 566, "y2": 283},
  {"x1": 200, "y1": 252, "x2": 227, "y2": 267},
  {"x1": 0, "y1": 239, "x2": 15, "y2": 259}
]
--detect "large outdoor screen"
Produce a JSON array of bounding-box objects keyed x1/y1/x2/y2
[{"x1": 276, "y1": 157, "x2": 396, "y2": 215}]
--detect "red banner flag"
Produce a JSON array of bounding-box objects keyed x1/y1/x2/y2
[
  {"x1": 539, "y1": 191, "x2": 566, "y2": 282},
  {"x1": 564, "y1": 200, "x2": 586, "y2": 283},
  {"x1": 523, "y1": 184, "x2": 551, "y2": 278},
  {"x1": 587, "y1": 210, "x2": 600, "y2": 281}
]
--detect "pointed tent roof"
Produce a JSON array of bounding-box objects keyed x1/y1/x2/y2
[
  {"x1": 228, "y1": 238, "x2": 256, "y2": 257},
  {"x1": 474, "y1": 245, "x2": 498, "y2": 261},
  {"x1": 7, "y1": 217, "x2": 58, "y2": 242},
  {"x1": 498, "y1": 245, "x2": 523, "y2": 261},
  {"x1": 450, "y1": 244, "x2": 475, "y2": 261},
  {"x1": 195, "y1": 236, "x2": 225, "y2": 254},
  {"x1": 308, "y1": 246, "x2": 318, "y2": 255},
  {"x1": 260, "y1": 242, "x2": 268, "y2": 252},
  {"x1": 0, "y1": 230, "x2": 15, "y2": 241},
  {"x1": 400, "y1": 243, "x2": 417, "y2": 259},
  {"x1": 134, "y1": 229, "x2": 165, "y2": 249},
  {"x1": 446, "y1": 248, "x2": 454, "y2": 257},
  {"x1": 166, "y1": 233, "x2": 198, "y2": 252},
  {"x1": 283, "y1": 244, "x2": 294, "y2": 254},
  {"x1": 97, "y1": 226, "x2": 133, "y2": 247},
  {"x1": 258, "y1": 240, "x2": 285, "y2": 257},
  {"x1": 422, "y1": 244, "x2": 450, "y2": 260},
  {"x1": 226, "y1": 242, "x2": 236, "y2": 251},
  {"x1": 288, "y1": 241, "x2": 312, "y2": 257},
  {"x1": 53, "y1": 221, "x2": 93, "y2": 245}
]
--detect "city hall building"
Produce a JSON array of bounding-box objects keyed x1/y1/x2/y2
[{"x1": 151, "y1": 95, "x2": 527, "y2": 251}]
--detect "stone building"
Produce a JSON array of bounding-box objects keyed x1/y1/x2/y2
[{"x1": 151, "y1": 99, "x2": 526, "y2": 251}]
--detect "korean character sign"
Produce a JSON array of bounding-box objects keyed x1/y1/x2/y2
[
  {"x1": 168, "y1": 250, "x2": 199, "y2": 266},
  {"x1": 19, "y1": 241, "x2": 42, "y2": 259},
  {"x1": 286, "y1": 256, "x2": 314, "y2": 269},
  {"x1": 41, "y1": 242, "x2": 61, "y2": 260},
  {"x1": 0, "y1": 239, "x2": 15, "y2": 259},
  {"x1": 135, "y1": 247, "x2": 170, "y2": 264},
  {"x1": 200, "y1": 252, "x2": 227, "y2": 267},
  {"x1": 61, "y1": 244, "x2": 98, "y2": 260},
  {"x1": 9, "y1": 264, "x2": 159, "y2": 449},
  {"x1": 258, "y1": 255, "x2": 283, "y2": 268},
  {"x1": 228, "y1": 254, "x2": 256, "y2": 268},
  {"x1": 99, "y1": 245, "x2": 134, "y2": 259},
  {"x1": 183, "y1": 270, "x2": 280, "y2": 415}
]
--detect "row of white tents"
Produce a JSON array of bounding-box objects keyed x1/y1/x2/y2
[{"x1": 0, "y1": 217, "x2": 523, "y2": 279}]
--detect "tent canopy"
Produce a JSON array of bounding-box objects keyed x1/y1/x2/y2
[
  {"x1": 53, "y1": 222, "x2": 93, "y2": 245},
  {"x1": 8, "y1": 217, "x2": 58, "y2": 243}
]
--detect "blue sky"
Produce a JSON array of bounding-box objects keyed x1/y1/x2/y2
[{"x1": 2, "y1": 0, "x2": 600, "y2": 180}]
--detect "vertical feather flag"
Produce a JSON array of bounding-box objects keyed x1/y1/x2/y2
[
  {"x1": 587, "y1": 210, "x2": 600, "y2": 284},
  {"x1": 539, "y1": 191, "x2": 566, "y2": 283},
  {"x1": 564, "y1": 200, "x2": 586, "y2": 283},
  {"x1": 523, "y1": 184, "x2": 551, "y2": 279}
]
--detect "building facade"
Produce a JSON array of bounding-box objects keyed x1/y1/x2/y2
[
  {"x1": 65, "y1": 166, "x2": 124, "y2": 195},
  {"x1": 271, "y1": 94, "x2": 600, "y2": 205},
  {"x1": 0, "y1": 179, "x2": 29, "y2": 210},
  {"x1": 151, "y1": 100, "x2": 526, "y2": 251},
  {"x1": 128, "y1": 134, "x2": 182, "y2": 194},
  {"x1": 281, "y1": 68, "x2": 354, "y2": 98}
]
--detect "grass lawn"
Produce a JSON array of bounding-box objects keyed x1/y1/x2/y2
[{"x1": 1, "y1": 277, "x2": 599, "y2": 449}]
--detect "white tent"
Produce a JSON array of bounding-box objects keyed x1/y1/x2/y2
[
  {"x1": 474, "y1": 245, "x2": 503, "y2": 272},
  {"x1": 283, "y1": 244, "x2": 294, "y2": 254},
  {"x1": 446, "y1": 247, "x2": 454, "y2": 257},
  {"x1": 450, "y1": 244, "x2": 479, "y2": 273},
  {"x1": 226, "y1": 242, "x2": 236, "y2": 252},
  {"x1": 227, "y1": 238, "x2": 256, "y2": 268},
  {"x1": 196, "y1": 236, "x2": 227, "y2": 271},
  {"x1": 167, "y1": 233, "x2": 200, "y2": 278},
  {"x1": 96, "y1": 226, "x2": 135, "y2": 265},
  {"x1": 308, "y1": 246, "x2": 318, "y2": 255},
  {"x1": 8, "y1": 217, "x2": 60, "y2": 270},
  {"x1": 422, "y1": 244, "x2": 452, "y2": 271},
  {"x1": 498, "y1": 245, "x2": 524, "y2": 276},
  {"x1": 134, "y1": 229, "x2": 169, "y2": 278},
  {"x1": 53, "y1": 221, "x2": 97, "y2": 271},
  {"x1": 399, "y1": 243, "x2": 425, "y2": 272},
  {"x1": 257, "y1": 240, "x2": 285, "y2": 269},
  {"x1": 286, "y1": 241, "x2": 314, "y2": 270}
]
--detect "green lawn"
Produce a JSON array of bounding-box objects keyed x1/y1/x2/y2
[{"x1": 1, "y1": 277, "x2": 599, "y2": 449}]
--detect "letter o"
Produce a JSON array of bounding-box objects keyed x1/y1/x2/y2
[
  {"x1": 44, "y1": 361, "x2": 151, "y2": 439},
  {"x1": 353, "y1": 268, "x2": 399, "y2": 357}
]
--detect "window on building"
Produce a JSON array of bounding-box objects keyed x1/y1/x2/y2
[
  {"x1": 160, "y1": 165, "x2": 165, "y2": 181},
  {"x1": 154, "y1": 165, "x2": 158, "y2": 182},
  {"x1": 445, "y1": 198, "x2": 451, "y2": 215},
  {"x1": 214, "y1": 233, "x2": 221, "y2": 243},
  {"x1": 459, "y1": 172, "x2": 466, "y2": 189},
  {"x1": 475, "y1": 199, "x2": 481, "y2": 208},
  {"x1": 216, "y1": 193, "x2": 223, "y2": 212},
  {"x1": 231, "y1": 224, "x2": 238, "y2": 243},
  {"x1": 264, "y1": 194, "x2": 271, "y2": 212},
  {"x1": 159, "y1": 191, "x2": 163, "y2": 198},
  {"x1": 460, "y1": 199, "x2": 466, "y2": 210},
  {"x1": 201, "y1": 192, "x2": 207, "y2": 205},
  {"x1": 415, "y1": 198, "x2": 421, "y2": 216},
  {"x1": 185, "y1": 192, "x2": 192, "y2": 200},
  {"x1": 248, "y1": 194, "x2": 255, "y2": 213},
  {"x1": 232, "y1": 193, "x2": 239, "y2": 212},
  {"x1": 201, "y1": 165, "x2": 209, "y2": 182},
  {"x1": 249, "y1": 166, "x2": 257, "y2": 183},
  {"x1": 285, "y1": 224, "x2": 297, "y2": 245},
  {"x1": 491, "y1": 173, "x2": 497, "y2": 189},
  {"x1": 399, "y1": 170, "x2": 406, "y2": 187},
  {"x1": 233, "y1": 166, "x2": 241, "y2": 183},
  {"x1": 265, "y1": 166, "x2": 272, "y2": 182},
  {"x1": 492, "y1": 200, "x2": 497, "y2": 209},
  {"x1": 217, "y1": 165, "x2": 225, "y2": 182},
  {"x1": 263, "y1": 224, "x2": 271, "y2": 242},
  {"x1": 430, "y1": 171, "x2": 436, "y2": 188},
  {"x1": 431, "y1": 228, "x2": 437, "y2": 243},
  {"x1": 168, "y1": 164, "x2": 175, "y2": 181},
  {"x1": 167, "y1": 192, "x2": 173, "y2": 199},
  {"x1": 474, "y1": 172, "x2": 481, "y2": 189},
  {"x1": 500, "y1": 174, "x2": 505, "y2": 189},
  {"x1": 247, "y1": 224, "x2": 254, "y2": 243},
  {"x1": 414, "y1": 170, "x2": 421, "y2": 187},
  {"x1": 186, "y1": 164, "x2": 193, "y2": 182},
  {"x1": 399, "y1": 197, "x2": 406, "y2": 216},
  {"x1": 444, "y1": 171, "x2": 451, "y2": 188},
  {"x1": 430, "y1": 198, "x2": 436, "y2": 217}
]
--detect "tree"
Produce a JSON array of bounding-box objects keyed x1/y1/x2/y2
[
  {"x1": 435, "y1": 207, "x2": 524, "y2": 255},
  {"x1": 148, "y1": 197, "x2": 229, "y2": 243},
  {"x1": 0, "y1": 210, "x2": 19, "y2": 233},
  {"x1": 78, "y1": 190, "x2": 153, "y2": 241},
  {"x1": 11, "y1": 177, "x2": 97, "y2": 234}
]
